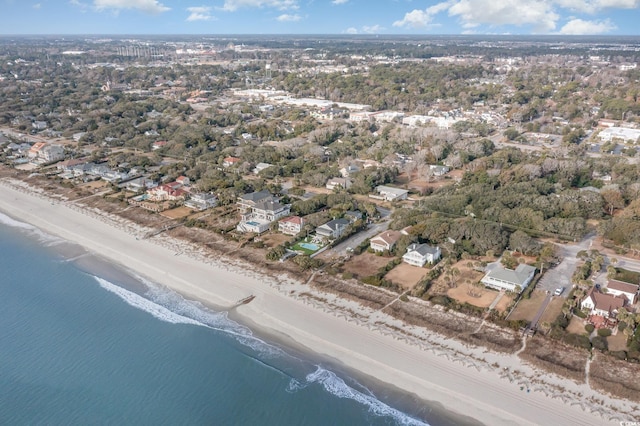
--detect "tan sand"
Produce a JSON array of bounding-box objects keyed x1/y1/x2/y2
[{"x1": 0, "y1": 178, "x2": 637, "y2": 425}]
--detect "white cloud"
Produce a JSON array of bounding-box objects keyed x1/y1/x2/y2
[
  {"x1": 276, "y1": 13, "x2": 301, "y2": 21},
  {"x1": 33, "y1": 2, "x2": 41, "y2": 9},
  {"x1": 220, "y1": 0, "x2": 298, "y2": 12},
  {"x1": 344, "y1": 27, "x2": 358, "y2": 34},
  {"x1": 393, "y1": 9, "x2": 435, "y2": 28},
  {"x1": 69, "y1": 0, "x2": 89, "y2": 11},
  {"x1": 362, "y1": 24, "x2": 384, "y2": 33},
  {"x1": 559, "y1": 18, "x2": 616, "y2": 34},
  {"x1": 394, "y1": 0, "x2": 559, "y2": 33},
  {"x1": 186, "y1": 6, "x2": 214, "y2": 21},
  {"x1": 93, "y1": 0, "x2": 170, "y2": 14},
  {"x1": 553, "y1": 0, "x2": 638, "y2": 13},
  {"x1": 448, "y1": 0, "x2": 559, "y2": 32},
  {"x1": 332, "y1": 0, "x2": 348, "y2": 4}
]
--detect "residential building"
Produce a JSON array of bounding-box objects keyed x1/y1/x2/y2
[
  {"x1": 185, "y1": 192, "x2": 217, "y2": 211},
  {"x1": 237, "y1": 190, "x2": 274, "y2": 214},
  {"x1": 175, "y1": 176, "x2": 190, "y2": 186},
  {"x1": 374, "y1": 185, "x2": 409, "y2": 202},
  {"x1": 326, "y1": 177, "x2": 351, "y2": 191},
  {"x1": 253, "y1": 162, "x2": 272, "y2": 174},
  {"x1": 402, "y1": 243, "x2": 441, "y2": 267},
  {"x1": 148, "y1": 181, "x2": 187, "y2": 202},
  {"x1": 29, "y1": 142, "x2": 65, "y2": 165},
  {"x1": 598, "y1": 127, "x2": 640, "y2": 143},
  {"x1": 223, "y1": 156, "x2": 241, "y2": 167},
  {"x1": 581, "y1": 287, "x2": 627, "y2": 318},
  {"x1": 605, "y1": 280, "x2": 639, "y2": 304},
  {"x1": 340, "y1": 164, "x2": 360, "y2": 177},
  {"x1": 429, "y1": 165, "x2": 450, "y2": 176},
  {"x1": 237, "y1": 191, "x2": 290, "y2": 234},
  {"x1": 480, "y1": 264, "x2": 536, "y2": 293},
  {"x1": 316, "y1": 218, "x2": 350, "y2": 240},
  {"x1": 32, "y1": 121, "x2": 47, "y2": 130},
  {"x1": 278, "y1": 216, "x2": 305, "y2": 236},
  {"x1": 370, "y1": 230, "x2": 402, "y2": 253},
  {"x1": 152, "y1": 141, "x2": 168, "y2": 150},
  {"x1": 344, "y1": 211, "x2": 363, "y2": 222}
]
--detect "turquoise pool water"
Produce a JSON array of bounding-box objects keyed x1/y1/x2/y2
[{"x1": 299, "y1": 242, "x2": 319, "y2": 251}]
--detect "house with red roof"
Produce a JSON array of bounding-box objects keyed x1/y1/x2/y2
[
  {"x1": 581, "y1": 287, "x2": 627, "y2": 318},
  {"x1": 278, "y1": 216, "x2": 305, "y2": 236},
  {"x1": 606, "y1": 280, "x2": 639, "y2": 304}
]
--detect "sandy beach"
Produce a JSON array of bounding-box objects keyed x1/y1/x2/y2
[{"x1": 1, "y1": 177, "x2": 638, "y2": 425}]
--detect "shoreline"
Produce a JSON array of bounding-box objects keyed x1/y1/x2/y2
[{"x1": 0, "y1": 177, "x2": 637, "y2": 425}]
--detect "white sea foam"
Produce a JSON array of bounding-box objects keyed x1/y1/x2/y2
[
  {"x1": 304, "y1": 366, "x2": 429, "y2": 426},
  {"x1": 139, "y1": 276, "x2": 286, "y2": 359},
  {"x1": 93, "y1": 275, "x2": 427, "y2": 425},
  {"x1": 0, "y1": 211, "x2": 63, "y2": 245},
  {"x1": 93, "y1": 277, "x2": 206, "y2": 327}
]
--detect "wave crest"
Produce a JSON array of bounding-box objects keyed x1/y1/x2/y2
[
  {"x1": 305, "y1": 367, "x2": 428, "y2": 426},
  {"x1": 93, "y1": 277, "x2": 206, "y2": 327}
]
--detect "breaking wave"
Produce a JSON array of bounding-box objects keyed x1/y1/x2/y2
[
  {"x1": 0, "y1": 211, "x2": 62, "y2": 245},
  {"x1": 294, "y1": 366, "x2": 428, "y2": 426},
  {"x1": 91, "y1": 275, "x2": 427, "y2": 425}
]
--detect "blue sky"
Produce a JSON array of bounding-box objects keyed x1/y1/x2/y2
[{"x1": 2, "y1": 0, "x2": 640, "y2": 35}]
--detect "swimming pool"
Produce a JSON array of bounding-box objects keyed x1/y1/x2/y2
[{"x1": 298, "y1": 242, "x2": 319, "y2": 251}]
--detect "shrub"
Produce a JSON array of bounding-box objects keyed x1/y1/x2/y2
[
  {"x1": 597, "y1": 328, "x2": 612, "y2": 337},
  {"x1": 563, "y1": 333, "x2": 592, "y2": 350},
  {"x1": 591, "y1": 336, "x2": 608, "y2": 351},
  {"x1": 585, "y1": 324, "x2": 595, "y2": 333}
]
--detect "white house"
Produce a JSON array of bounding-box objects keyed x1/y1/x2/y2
[
  {"x1": 340, "y1": 164, "x2": 360, "y2": 177},
  {"x1": 278, "y1": 216, "x2": 305, "y2": 236},
  {"x1": 253, "y1": 162, "x2": 272, "y2": 175},
  {"x1": 429, "y1": 165, "x2": 450, "y2": 176},
  {"x1": 185, "y1": 192, "x2": 217, "y2": 211},
  {"x1": 370, "y1": 230, "x2": 402, "y2": 253},
  {"x1": 480, "y1": 263, "x2": 536, "y2": 293},
  {"x1": 581, "y1": 287, "x2": 627, "y2": 318},
  {"x1": 237, "y1": 199, "x2": 291, "y2": 234},
  {"x1": 326, "y1": 177, "x2": 351, "y2": 191},
  {"x1": 316, "y1": 218, "x2": 350, "y2": 240},
  {"x1": 598, "y1": 127, "x2": 640, "y2": 143},
  {"x1": 605, "y1": 280, "x2": 639, "y2": 304},
  {"x1": 374, "y1": 185, "x2": 409, "y2": 202},
  {"x1": 402, "y1": 243, "x2": 441, "y2": 267}
]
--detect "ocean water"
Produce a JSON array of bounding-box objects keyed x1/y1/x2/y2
[{"x1": 0, "y1": 212, "x2": 475, "y2": 426}]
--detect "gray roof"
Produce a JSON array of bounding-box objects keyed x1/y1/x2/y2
[
  {"x1": 486, "y1": 264, "x2": 536, "y2": 286},
  {"x1": 240, "y1": 190, "x2": 273, "y2": 202},
  {"x1": 320, "y1": 218, "x2": 350, "y2": 231},
  {"x1": 253, "y1": 200, "x2": 286, "y2": 211},
  {"x1": 407, "y1": 243, "x2": 439, "y2": 256}
]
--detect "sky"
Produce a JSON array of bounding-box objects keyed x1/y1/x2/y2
[{"x1": 1, "y1": 0, "x2": 640, "y2": 36}]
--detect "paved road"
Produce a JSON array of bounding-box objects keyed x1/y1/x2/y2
[
  {"x1": 535, "y1": 232, "x2": 596, "y2": 297},
  {"x1": 325, "y1": 219, "x2": 389, "y2": 258}
]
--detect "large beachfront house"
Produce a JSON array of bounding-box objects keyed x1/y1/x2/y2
[
  {"x1": 278, "y1": 216, "x2": 305, "y2": 236},
  {"x1": 480, "y1": 263, "x2": 536, "y2": 293},
  {"x1": 605, "y1": 280, "x2": 639, "y2": 304},
  {"x1": 316, "y1": 218, "x2": 350, "y2": 240},
  {"x1": 402, "y1": 243, "x2": 441, "y2": 267},
  {"x1": 185, "y1": 192, "x2": 217, "y2": 211},
  {"x1": 370, "y1": 230, "x2": 403, "y2": 253},
  {"x1": 581, "y1": 287, "x2": 627, "y2": 318},
  {"x1": 237, "y1": 190, "x2": 290, "y2": 233}
]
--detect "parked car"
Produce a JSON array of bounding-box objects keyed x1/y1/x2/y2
[{"x1": 554, "y1": 287, "x2": 564, "y2": 296}]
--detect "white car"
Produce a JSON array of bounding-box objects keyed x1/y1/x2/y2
[{"x1": 553, "y1": 287, "x2": 564, "y2": 296}]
